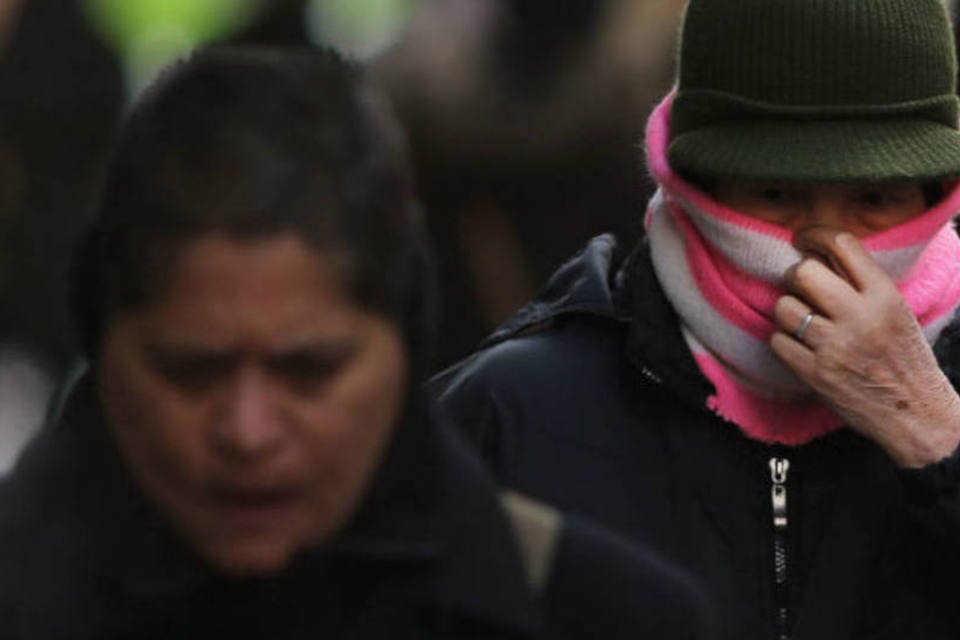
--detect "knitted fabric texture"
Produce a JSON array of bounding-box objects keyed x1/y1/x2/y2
[
  {"x1": 668, "y1": 0, "x2": 960, "y2": 182},
  {"x1": 646, "y1": 93, "x2": 960, "y2": 445}
]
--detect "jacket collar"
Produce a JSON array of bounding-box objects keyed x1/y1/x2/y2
[
  {"x1": 481, "y1": 233, "x2": 625, "y2": 345},
  {"x1": 476, "y1": 233, "x2": 713, "y2": 408},
  {"x1": 616, "y1": 238, "x2": 715, "y2": 407},
  {"x1": 26, "y1": 372, "x2": 540, "y2": 634}
]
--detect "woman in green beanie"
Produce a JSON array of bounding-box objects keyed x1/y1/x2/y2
[{"x1": 434, "y1": 0, "x2": 960, "y2": 637}]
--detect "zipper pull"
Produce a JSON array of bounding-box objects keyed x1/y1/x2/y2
[
  {"x1": 769, "y1": 457, "x2": 790, "y2": 530},
  {"x1": 639, "y1": 365, "x2": 662, "y2": 385},
  {"x1": 769, "y1": 457, "x2": 791, "y2": 640}
]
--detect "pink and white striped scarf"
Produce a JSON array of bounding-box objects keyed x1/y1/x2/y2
[{"x1": 644, "y1": 92, "x2": 960, "y2": 445}]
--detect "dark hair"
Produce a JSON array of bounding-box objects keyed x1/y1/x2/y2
[{"x1": 73, "y1": 45, "x2": 434, "y2": 369}]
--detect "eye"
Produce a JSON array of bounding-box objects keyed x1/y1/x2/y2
[
  {"x1": 148, "y1": 349, "x2": 236, "y2": 393},
  {"x1": 858, "y1": 190, "x2": 892, "y2": 208},
  {"x1": 750, "y1": 185, "x2": 802, "y2": 206},
  {"x1": 265, "y1": 343, "x2": 357, "y2": 395},
  {"x1": 758, "y1": 187, "x2": 786, "y2": 203}
]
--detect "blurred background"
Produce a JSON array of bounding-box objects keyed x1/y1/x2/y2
[{"x1": 0, "y1": 0, "x2": 691, "y2": 472}]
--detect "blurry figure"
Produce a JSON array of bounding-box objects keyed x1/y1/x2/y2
[
  {"x1": 0, "y1": 0, "x2": 123, "y2": 463},
  {"x1": 229, "y1": 0, "x2": 421, "y2": 58},
  {"x1": 303, "y1": 0, "x2": 420, "y2": 59},
  {"x1": 374, "y1": 0, "x2": 686, "y2": 366},
  {"x1": 83, "y1": 0, "x2": 265, "y2": 90},
  {"x1": 231, "y1": 0, "x2": 312, "y2": 44},
  {"x1": 0, "y1": 346, "x2": 51, "y2": 475},
  {"x1": 0, "y1": 46, "x2": 711, "y2": 638},
  {"x1": 85, "y1": 0, "x2": 422, "y2": 89}
]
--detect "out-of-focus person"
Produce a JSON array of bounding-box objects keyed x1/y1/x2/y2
[
  {"x1": 0, "y1": 346, "x2": 52, "y2": 474},
  {"x1": 0, "y1": 0, "x2": 123, "y2": 472},
  {"x1": 0, "y1": 46, "x2": 711, "y2": 639},
  {"x1": 434, "y1": 0, "x2": 960, "y2": 637},
  {"x1": 373, "y1": 0, "x2": 687, "y2": 367}
]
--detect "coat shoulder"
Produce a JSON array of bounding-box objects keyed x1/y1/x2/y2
[{"x1": 433, "y1": 315, "x2": 629, "y2": 410}]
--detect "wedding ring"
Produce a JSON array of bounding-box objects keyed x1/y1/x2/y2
[{"x1": 795, "y1": 311, "x2": 816, "y2": 342}]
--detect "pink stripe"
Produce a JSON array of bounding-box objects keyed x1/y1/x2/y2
[
  {"x1": 673, "y1": 205, "x2": 775, "y2": 341},
  {"x1": 922, "y1": 305, "x2": 960, "y2": 333},
  {"x1": 644, "y1": 91, "x2": 793, "y2": 241},
  {"x1": 712, "y1": 255, "x2": 783, "y2": 317},
  {"x1": 694, "y1": 351, "x2": 843, "y2": 445},
  {"x1": 691, "y1": 196, "x2": 786, "y2": 312},
  {"x1": 862, "y1": 182, "x2": 960, "y2": 251},
  {"x1": 899, "y1": 227, "x2": 960, "y2": 322},
  {"x1": 645, "y1": 89, "x2": 960, "y2": 251},
  {"x1": 696, "y1": 223, "x2": 960, "y2": 332},
  {"x1": 701, "y1": 223, "x2": 960, "y2": 329}
]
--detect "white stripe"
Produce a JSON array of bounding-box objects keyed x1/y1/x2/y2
[
  {"x1": 675, "y1": 191, "x2": 937, "y2": 284},
  {"x1": 648, "y1": 203, "x2": 807, "y2": 395},
  {"x1": 676, "y1": 194, "x2": 801, "y2": 281}
]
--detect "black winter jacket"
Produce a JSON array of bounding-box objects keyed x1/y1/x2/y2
[
  {"x1": 432, "y1": 235, "x2": 960, "y2": 640},
  {"x1": 0, "y1": 371, "x2": 708, "y2": 639}
]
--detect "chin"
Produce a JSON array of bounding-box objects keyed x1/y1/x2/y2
[{"x1": 200, "y1": 539, "x2": 301, "y2": 579}]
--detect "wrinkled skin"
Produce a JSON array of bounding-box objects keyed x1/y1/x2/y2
[{"x1": 770, "y1": 227, "x2": 960, "y2": 468}]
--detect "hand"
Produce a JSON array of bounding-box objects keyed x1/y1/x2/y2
[{"x1": 770, "y1": 226, "x2": 960, "y2": 468}]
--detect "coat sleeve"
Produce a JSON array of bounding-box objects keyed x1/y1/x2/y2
[
  {"x1": 544, "y1": 514, "x2": 717, "y2": 640},
  {"x1": 897, "y1": 445, "x2": 960, "y2": 620}
]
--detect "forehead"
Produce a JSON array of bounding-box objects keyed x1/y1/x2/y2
[{"x1": 139, "y1": 232, "x2": 355, "y2": 339}]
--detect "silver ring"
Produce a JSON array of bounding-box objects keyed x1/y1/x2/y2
[{"x1": 795, "y1": 311, "x2": 816, "y2": 342}]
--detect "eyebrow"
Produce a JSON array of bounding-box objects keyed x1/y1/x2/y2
[
  {"x1": 144, "y1": 340, "x2": 234, "y2": 360},
  {"x1": 262, "y1": 339, "x2": 359, "y2": 364},
  {"x1": 143, "y1": 336, "x2": 360, "y2": 362}
]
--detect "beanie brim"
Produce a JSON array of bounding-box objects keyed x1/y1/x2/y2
[{"x1": 668, "y1": 118, "x2": 960, "y2": 183}]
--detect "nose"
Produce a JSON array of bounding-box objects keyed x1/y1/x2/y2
[
  {"x1": 801, "y1": 195, "x2": 846, "y2": 231},
  {"x1": 213, "y1": 367, "x2": 285, "y2": 461}
]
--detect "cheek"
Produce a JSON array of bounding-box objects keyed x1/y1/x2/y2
[
  {"x1": 294, "y1": 337, "x2": 408, "y2": 512},
  {"x1": 884, "y1": 202, "x2": 927, "y2": 228},
  {"x1": 342, "y1": 351, "x2": 408, "y2": 448},
  {"x1": 99, "y1": 343, "x2": 210, "y2": 490}
]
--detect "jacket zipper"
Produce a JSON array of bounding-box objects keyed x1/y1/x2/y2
[
  {"x1": 639, "y1": 364, "x2": 792, "y2": 637},
  {"x1": 769, "y1": 457, "x2": 790, "y2": 640},
  {"x1": 638, "y1": 365, "x2": 662, "y2": 385}
]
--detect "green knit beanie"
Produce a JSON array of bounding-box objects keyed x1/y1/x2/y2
[{"x1": 668, "y1": 0, "x2": 960, "y2": 183}]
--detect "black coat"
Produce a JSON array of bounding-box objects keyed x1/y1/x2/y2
[
  {"x1": 432, "y1": 235, "x2": 960, "y2": 640},
  {"x1": 0, "y1": 371, "x2": 708, "y2": 639}
]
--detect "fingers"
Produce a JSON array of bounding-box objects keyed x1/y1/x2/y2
[
  {"x1": 773, "y1": 296, "x2": 823, "y2": 344},
  {"x1": 792, "y1": 226, "x2": 888, "y2": 292},
  {"x1": 770, "y1": 295, "x2": 831, "y2": 383},
  {"x1": 785, "y1": 226, "x2": 903, "y2": 319},
  {"x1": 770, "y1": 299, "x2": 821, "y2": 383},
  {"x1": 782, "y1": 258, "x2": 857, "y2": 318},
  {"x1": 770, "y1": 329, "x2": 816, "y2": 379}
]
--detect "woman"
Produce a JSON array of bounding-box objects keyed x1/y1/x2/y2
[
  {"x1": 0, "y1": 47, "x2": 708, "y2": 638},
  {"x1": 433, "y1": 0, "x2": 960, "y2": 637}
]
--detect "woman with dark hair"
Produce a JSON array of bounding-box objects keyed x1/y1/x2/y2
[{"x1": 0, "y1": 46, "x2": 709, "y2": 639}]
